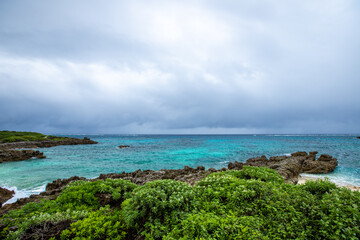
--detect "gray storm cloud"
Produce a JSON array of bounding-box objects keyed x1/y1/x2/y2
[{"x1": 0, "y1": 0, "x2": 359, "y2": 134}]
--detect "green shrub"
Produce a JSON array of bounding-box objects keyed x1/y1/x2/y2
[
  {"x1": 315, "y1": 187, "x2": 360, "y2": 239},
  {"x1": 121, "y1": 179, "x2": 197, "y2": 238},
  {"x1": 2, "y1": 208, "x2": 89, "y2": 240},
  {"x1": 2, "y1": 167, "x2": 360, "y2": 240},
  {"x1": 60, "y1": 206, "x2": 127, "y2": 240},
  {"x1": 209, "y1": 166, "x2": 284, "y2": 183},
  {"x1": 195, "y1": 170, "x2": 317, "y2": 239},
  {"x1": 0, "y1": 130, "x2": 70, "y2": 142},
  {"x1": 0, "y1": 179, "x2": 137, "y2": 238},
  {"x1": 301, "y1": 178, "x2": 337, "y2": 197},
  {"x1": 164, "y1": 212, "x2": 266, "y2": 240},
  {"x1": 56, "y1": 179, "x2": 137, "y2": 211}
]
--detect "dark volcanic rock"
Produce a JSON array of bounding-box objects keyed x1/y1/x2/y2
[
  {"x1": 357, "y1": 136, "x2": 360, "y2": 139},
  {"x1": 46, "y1": 176, "x2": 87, "y2": 194},
  {"x1": 0, "y1": 149, "x2": 45, "y2": 163},
  {"x1": 98, "y1": 165, "x2": 211, "y2": 186},
  {"x1": 0, "y1": 176, "x2": 86, "y2": 215},
  {"x1": 0, "y1": 137, "x2": 97, "y2": 150},
  {"x1": 118, "y1": 145, "x2": 130, "y2": 148},
  {"x1": 0, "y1": 187, "x2": 15, "y2": 207},
  {"x1": 0, "y1": 137, "x2": 97, "y2": 163},
  {"x1": 239, "y1": 151, "x2": 338, "y2": 183},
  {"x1": 302, "y1": 154, "x2": 338, "y2": 174},
  {"x1": 228, "y1": 161, "x2": 244, "y2": 170}
]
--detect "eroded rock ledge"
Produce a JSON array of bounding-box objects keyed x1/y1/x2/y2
[
  {"x1": 0, "y1": 137, "x2": 97, "y2": 163},
  {"x1": 0, "y1": 187, "x2": 15, "y2": 208},
  {"x1": 242, "y1": 151, "x2": 337, "y2": 183},
  {"x1": 0, "y1": 151, "x2": 337, "y2": 216}
]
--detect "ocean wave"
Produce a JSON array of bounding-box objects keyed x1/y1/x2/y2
[{"x1": 2, "y1": 184, "x2": 46, "y2": 205}]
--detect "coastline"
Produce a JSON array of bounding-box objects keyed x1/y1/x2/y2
[
  {"x1": 0, "y1": 132, "x2": 98, "y2": 163},
  {"x1": 0, "y1": 151, "x2": 340, "y2": 214}
]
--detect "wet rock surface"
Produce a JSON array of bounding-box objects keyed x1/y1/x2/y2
[
  {"x1": 0, "y1": 187, "x2": 15, "y2": 207},
  {"x1": 98, "y1": 165, "x2": 211, "y2": 186},
  {"x1": 0, "y1": 151, "x2": 338, "y2": 216},
  {"x1": 118, "y1": 145, "x2": 130, "y2": 148},
  {"x1": 243, "y1": 151, "x2": 337, "y2": 183},
  {"x1": 0, "y1": 137, "x2": 98, "y2": 150},
  {"x1": 0, "y1": 137, "x2": 97, "y2": 163},
  {"x1": 0, "y1": 149, "x2": 45, "y2": 163}
]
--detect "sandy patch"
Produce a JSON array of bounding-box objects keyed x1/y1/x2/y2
[{"x1": 298, "y1": 175, "x2": 360, "y2": 191}]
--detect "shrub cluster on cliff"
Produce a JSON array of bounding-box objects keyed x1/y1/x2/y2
[
  {"x1": 1, "y1": 166, "x2": 359, "y2": 239},
  {"x1": 0, "y1": 131, "x2": 68, "y2": 143}
]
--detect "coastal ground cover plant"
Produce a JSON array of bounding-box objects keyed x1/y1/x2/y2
[
  {"x1": 1, "y1": 167, "x2": 359, "y2": 239},
  {"x1": 0, "y1": 131, "x2": 69, "y2": 143}
]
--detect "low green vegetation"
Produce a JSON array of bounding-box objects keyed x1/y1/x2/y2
[
  {"x1": 1, "y1": 166, "x2": 359, "y2": 239},
  {"x1": 0, "y1": 131, "x2": 68, "y2": 143}
]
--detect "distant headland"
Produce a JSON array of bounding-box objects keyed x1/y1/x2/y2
[{"x1": 0, "y1": 131, "x2": 97, "y2": 163}]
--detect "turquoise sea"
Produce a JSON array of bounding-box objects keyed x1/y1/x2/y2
[{"x1": 1, "y1": 134, "x2": 359, "y2": 203}]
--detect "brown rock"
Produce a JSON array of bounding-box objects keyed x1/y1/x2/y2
[
  {"x1": 245, "y1": 155, "x2": 269, "y2": 167},
  {"x1": 0, "y1": 187, "x2": 15, "y2": 207},
  {"x1": 46, "y1": 176, "x2": 87, "y2": 193},
  {"x1": 228, "y1": 161, "x2": 243, "y2": 170},
  {"x1": 0, "y1": 137, "x2": 97, "y2": 163},
  {"x1": 291, "y1": 151, "x2": 308, "y2": 157},
  {"x1": 0, "y1": 149, "x2": 45, "y2": 163},
  {"x1": 243, "y1": 151, "x2": 338, "y2": 184},
  {"x1": 302, "y1": 154, "x2": 338, "y2": 174},
  {"x1": 118, "y1": 145, "x2": 130, "y2": 148}
]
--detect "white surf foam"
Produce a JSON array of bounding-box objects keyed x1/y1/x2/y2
[{"x1": 2, "y1": 184, "x2": 47, "y2": 205}]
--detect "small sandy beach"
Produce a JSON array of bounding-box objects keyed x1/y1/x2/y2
[{"x1": 298, "y1": 175, "x2": 360, "y2": 191}]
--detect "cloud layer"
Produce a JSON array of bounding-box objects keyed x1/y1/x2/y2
[{"x1": 0, "y1": 0, "x2": 359, "y2": 134}]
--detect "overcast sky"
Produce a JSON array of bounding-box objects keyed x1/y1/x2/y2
[{"x1": 0, "y1": 0, "x2": 359, "y2": 134}]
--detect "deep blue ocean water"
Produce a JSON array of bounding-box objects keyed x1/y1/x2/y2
[{"x1": 1, "y1": 134, "x2": 359, "y2": 202}]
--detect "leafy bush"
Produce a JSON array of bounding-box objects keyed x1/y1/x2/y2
[
  {"x1": 301, "y1": 178, "x2": 337, "y2": 197},
  {"x1": 60, "y1": 206, "x2": 127, "y2": 240},
  {"x1": 56, "y1": 179, "x2": 137, "y2": 211},
  {"x1": 209, "y1": 166, "x2": 284, "y2": 183},
  {"x1": 122, "y1": 179, "x2": 197, "y2": 238},
  {"x1": 1, "y1": 167, "x2": 360, "y2": 239},
  {"x1": 0, "y1": 130, "x2": 70, "y2": 143},
  {"x1": 0, "y1": 179, "x2": 136, "y2": 239},
  {"x1": 0, "y1": 131, "x2": 47, "y2": 143},
  {"x1": 315, "y1": 187, "x2": 360, "y2": 239},
  {"x1": 164, "y1": 212, "x2": 266, "y2": 240},
  {"x1": 2, "y1": 208, "x2": 89, "y2": 240}
]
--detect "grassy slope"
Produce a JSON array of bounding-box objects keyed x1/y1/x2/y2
[{"x1": 0, "y1": 131, "x2": 68, "y2": 143}]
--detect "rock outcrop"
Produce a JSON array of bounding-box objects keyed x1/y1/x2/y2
[
  {"x1": 0, "y1": 151, "x2": 338, "y2": 216},
  {"x1": 302, "y1": 153, "x2": 338, "y2": 174},
  {"x1": 0, "y1": 137, "x2": 98, "y2": 150},
  {"x1": 241, "y1": 151, "x2": 337, "y2": 183},
  {"x1": 0, "y1": 149, "x2": 45, "y2": 163},
  {"x1": 0, "y1": 187, "x2": 15, "y2": 207},
  {"x1": 118, "y1": 145, "x2": 130, "y2": 148},
  {"x1": 98, "y1": 165, "x2": 210, "y2": 185},
  {"x1": 0, "y1": 137, "x2": 97, "y2": 163}
]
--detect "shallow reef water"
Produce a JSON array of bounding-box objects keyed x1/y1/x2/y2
[{"x1": 1, "y1": 134, "x2": 359, "y2": 201}]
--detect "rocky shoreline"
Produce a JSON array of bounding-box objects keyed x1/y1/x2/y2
[
  {"x1": 0, "y1": 137, "x2": 97, "y2": 163},
  {"x1": 0, "y1": 151, "x2": 338, "y2": 216}
]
